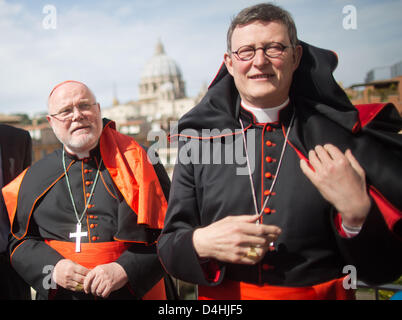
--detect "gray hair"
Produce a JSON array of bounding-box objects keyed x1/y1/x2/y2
[{"x1": 227, "y1": 3, "x2": 299, "y2": 53}]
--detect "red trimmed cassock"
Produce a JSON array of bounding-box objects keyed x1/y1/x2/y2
[
  {"x1": 157, "y1": 41, "x2": 402, "y2": 300},
  {"x1": 3, "y1": 119, "x2": 174, "y2": 300}
]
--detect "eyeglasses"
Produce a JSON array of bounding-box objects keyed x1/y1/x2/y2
[
  {"x1": 231, "y1": 42, "x2": 289, "y2": 61},
  {"x1": 49, "y1": 103, "x2": 98, "y2": 121}
]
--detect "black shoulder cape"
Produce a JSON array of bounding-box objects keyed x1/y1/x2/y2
[{"x1": 175, "y1": 41, "x2": 402, "y2": 235}]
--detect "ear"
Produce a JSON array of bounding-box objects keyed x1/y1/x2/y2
[
  {"x1": 224, "y1": 52, "x2": 234, "y2": 76},
  {"x1": 46, "y1": 115, "x2": 56, "y2": 131},
  {"x1": 292, "y1": 44, "x2": 303, "y2": 71}
]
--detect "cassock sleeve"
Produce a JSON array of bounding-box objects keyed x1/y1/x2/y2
[
  {"x1": 114, "y1": 159, "x2": 172, "y2": 299},
  {"x1": 157, "y1": 141, "x2": 226, "y2": 286},
  {"x1": 320, "y1": 104, "x2": 402, "y2": 285},
  {"x1": 9, "y1": 227, "x2": 65, "y2": 298},
  {"x1": 332, "y1": 198, "x2": 402, "y2": 285},
  {"x1": 116, "y1": 244, "x2": 164, "y2": 298}
]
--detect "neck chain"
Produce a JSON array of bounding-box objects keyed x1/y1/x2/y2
[
  {"x1": 239, "y1": 111, "x2": 295, "y2": 222},
  {"x1": 62, "y1": 148, "x2": 103, "y2": 226}
]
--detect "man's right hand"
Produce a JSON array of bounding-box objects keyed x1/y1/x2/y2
[
  {"x1": 52, "y1": 259, "x2": 90, "y2": 291},
  {"x1": 192, "y1": 215, "x2": 281, "y2": 265}
]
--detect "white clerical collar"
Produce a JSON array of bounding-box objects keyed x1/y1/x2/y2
[{"x1": 241, "y1": 98, "x2": 290, "y2": 123}]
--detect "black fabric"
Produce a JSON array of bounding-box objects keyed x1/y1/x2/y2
[
  {"x1": 8, "y1": 120, "x2": 173, "y2": 300},
  {"x1": 0, "y1": 124, "x2": 32, "y2": 300},
  {"x1": 0, "y1": 252, "x2": 31, "y2": 300},
  {"x1": 0, "y1": 124, "x2": 32, "y2": 185},
  {"x1": 158, "y1": 41, "x2": 402, "y2": 289}
]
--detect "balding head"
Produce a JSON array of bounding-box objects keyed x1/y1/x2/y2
[
  {"x1": 46, "y1": 80, "x2": 103, "y2": 158},
  {"x1": 48, "y1": 80, "x2": 96, "y2": 113}
]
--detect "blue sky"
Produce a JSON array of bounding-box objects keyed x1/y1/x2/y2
[{"x1": 1, "y1": 0, "x2": 401, "y2": 115}]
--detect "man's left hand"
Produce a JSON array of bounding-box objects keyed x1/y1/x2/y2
[
  {"x1": 300, "y1": 144, "x2": 371, "y2": 228},
  {"x1": 83, "y1": 262, "x2": 128, "y2": 298}
]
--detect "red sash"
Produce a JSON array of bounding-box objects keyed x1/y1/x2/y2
[
  {"x1": 46, "y1": 240, "x2": 166, "y2": 299},
  {"x1": 198, "y1": 277, "x2": 355, "y2": 300}
]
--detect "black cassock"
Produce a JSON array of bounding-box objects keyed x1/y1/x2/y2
[
  {"x1": 157, "y1": 42, "x2": 402, "y2": 299},
  {"x1": 7, "y1": 120, "x2": 175, "y2": 300}
]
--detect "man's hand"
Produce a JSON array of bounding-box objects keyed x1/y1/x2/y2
[
  {"x1": 300, "y1": 144, "x2": 371, "y2": 228},
  {"x1": 193, "y1": 215, "x2": 281, "y2": 265},
  {"x1": 52, "y1": 259, "x2": 90, "y2": 291},
  {"x1": 83, "y1": 262, "x2": 128, "y2": 298}
]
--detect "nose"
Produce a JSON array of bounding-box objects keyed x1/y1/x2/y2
[
  {"x1": 71, "y1": 105, "x2": 85, "y2": 121},
  {"x1": 253, "y1": 48, "x2": 270, "y2": 67}
]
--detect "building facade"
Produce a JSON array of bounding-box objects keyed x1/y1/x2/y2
[
  {"x1": 102, "y1": 41, "x2": 203, "y2": 124},
  {"x1": 346, "y1": 76, "x2": 402, "y2": 115},
  {"x1": 102, "y1": 41, "x2": 206, "y2": 175}
]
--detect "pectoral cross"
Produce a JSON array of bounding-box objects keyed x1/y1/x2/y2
[{"x1": 69, "y1": 223, "x2": 87, "y2": 253}]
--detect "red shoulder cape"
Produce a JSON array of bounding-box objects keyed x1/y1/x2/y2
[{"x1": 2, "y1": 120, "x2": 167, "y2": 238}]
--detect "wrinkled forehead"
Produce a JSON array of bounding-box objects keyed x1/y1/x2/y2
[
  {"x1": 48, "y1": 81, "x2": 95, "y2": 111},
  {"x1": 232, "y1": 20, "x2": 290, "y2": 45}
]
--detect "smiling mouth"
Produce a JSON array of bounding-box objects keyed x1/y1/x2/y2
[{"x1": 249, "y1": 74, "x2": 275, "y2": 80}]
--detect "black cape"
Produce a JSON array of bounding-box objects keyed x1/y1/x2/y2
[{"x1": 158, "y1": 42, "x2": 402, "y2": 289}]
